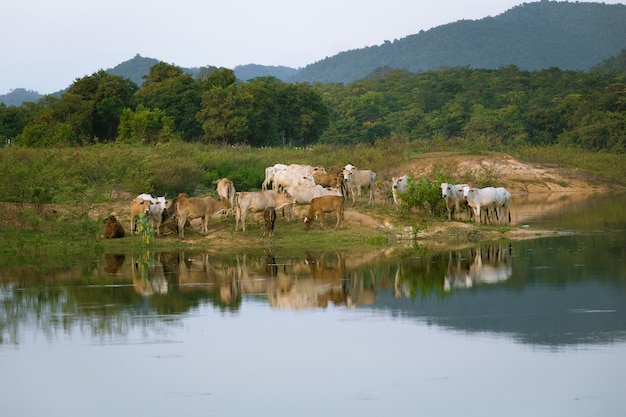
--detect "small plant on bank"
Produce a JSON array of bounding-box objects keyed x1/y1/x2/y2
[{"x1": 134, "y1": 213, "x2": 156, "y2": 245}]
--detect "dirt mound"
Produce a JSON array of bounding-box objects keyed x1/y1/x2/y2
[{"x1": 387, "y1": 152, "x2": 606, "y2": 193}]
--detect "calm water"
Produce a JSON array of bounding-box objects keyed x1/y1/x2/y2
[{"x1": 1, "y1": 191, "x2": 625, "y2": 416}]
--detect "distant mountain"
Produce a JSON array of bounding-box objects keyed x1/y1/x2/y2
[
  {"x1": 233, "y1": 64, "x2": 298, "y2": 82},
  {"x1": 0, "y1": 88, "x2": 43, "y2": 106},
  {"x1": 289, "y1": 1, "x2": 626, "y2": 83},
  {"x1": 106, "y1": 54, "x2": 160, "y2": 87},
  {"x1": 591, "y1": 48, "x2": 626, "y2": 73},
  {"x1": 3, "y1": 1, "x2": 626, "y2": 106}
]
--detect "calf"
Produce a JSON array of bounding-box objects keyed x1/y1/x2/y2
[
  {"x1": 304, "y1": 195, "x2": 344, "y2": 230},
  {"x1": 375, "y1": 179, "x2": 393, "y2": 205},
  {"x1": 103, "y1": 215, "x2": 125, "y2": 239},
  {"x1": 263, "y1": 206, "x2": 277, "y2": 238}
]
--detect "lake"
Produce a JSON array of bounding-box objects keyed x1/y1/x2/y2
[{"x1": 1, "y1": 191, "x2": 625, "y2": 416}]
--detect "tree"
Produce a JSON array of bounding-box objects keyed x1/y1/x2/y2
[{"x1": 136, "y1": 62, "x2": 203, "y2": 140}]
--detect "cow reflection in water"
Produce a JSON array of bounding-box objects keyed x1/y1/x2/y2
[
  {"x1": 103, "y1": 254, "x2": 126, "y2": 274},
  {"x1": 444, "y1": 244, "x2": 512, "y2": 291},
  {"x1": 131, "y1": 254, "x2": 168, "y2": 296},
  {"x1": 175, "y1": 251, "x2": 239, "y2": 306},
  {"x1": 268, "y1": 251, "x2": 348, "y2": 309}
]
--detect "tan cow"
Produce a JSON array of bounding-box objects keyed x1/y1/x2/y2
[
  {"x1": 304, "y1": 195, "x2": 344, "y2": 230},
  {"x1": 103, "y1": 215, "x2": 125, "y2": 239},
  {"x1": 172, "y1": 193, "x2": 230, "y2": 238},
  {"x1": 130, "y1": 198, "x2": 151, "y2": 235},
  {"x1": 212, "y1": 178, "x2": 236, "y2": 209},
  {"x1": 235, "y1": 190, "x2": 295, "y2": 232}
]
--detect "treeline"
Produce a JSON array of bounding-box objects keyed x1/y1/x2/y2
[
  {"x1": 315, "y1": 66, "x2": 626, "y2": 152},
  {"x1": 0, "y1": 62, "x2": 625, "y2": 153}
]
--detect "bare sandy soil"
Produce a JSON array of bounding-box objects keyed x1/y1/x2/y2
[{"x1": 2, "y1": 152, "x2": 611, "y2": 247}]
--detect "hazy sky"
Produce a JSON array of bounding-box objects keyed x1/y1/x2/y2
[{"x1": 2, "y1": 0, "x2": 623, "y2": 95}]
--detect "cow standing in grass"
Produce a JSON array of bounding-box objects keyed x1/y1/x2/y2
[{"x1": 304, "y1": 195, "x2": 344, "y2": 230}]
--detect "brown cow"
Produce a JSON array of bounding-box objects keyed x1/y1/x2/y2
[
  {"x1": 304, "y1": 195, "x2": 344, "y2": 230},
  {"x1": 263, "y1": 206, "x2": 277, "y2": 238},
  {"x1": 129, "y1": 198, "x2": 151, "y2": 235},
  {"x1": 103, "y1": 215, "x2": 125, "y2": 238},
  {"x1": 313, "y1": 171, "x2": 342, "y2": 188},
  {"x1": 173, "y1": 193, "x2": 230, "y2": 238}
]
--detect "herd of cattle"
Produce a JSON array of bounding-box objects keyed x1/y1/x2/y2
[{"x1": 101, "y1": 163, "x2": 512, "y2": 239}]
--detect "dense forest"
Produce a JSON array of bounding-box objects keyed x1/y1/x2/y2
[{"x1": 1, "y1": 60, "x2": 624, "y2": 153}]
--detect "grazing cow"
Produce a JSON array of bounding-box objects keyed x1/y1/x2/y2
[
  {"x1": 235, "y1": 190, "x2": 295, "y2": 232},
  {"x1": 494, "y1": 187, "x2": 511, "y2": 224},
  {"x1": 342, "y1": 166, "x2": 377, "y2": 205},
  {"x1": 130, "y1": 197, "x2": 151, "y2": 235},
  {"x1": 375, "y1": 180, "x2": 393, "y2": 205},
  {"x1": 103, "y1": 215, "x2": 125, "y2": 239},
  {"x1": 463, "y1": 186, "x2": 498, "y2": 224},
  {"x1": 263, "y1": 207, "x2": 277, "y2": 238},
  {"x1": 272, "y1": 170, "x2": 316, "y2": 192},
  {"x1": 136, "y1": 193, "x2": 168, "y2": 235},
  {"x1": 173, "y1": 193, "x2": 230, "y2": 238},
  {"x1": 304, "y1": 195, "x2": 344, "y2": 230},
  {"x1": 284, "y1": 184, "x2": 343, "y2": 205},
  {"x1": 213, "y1": 178, "x2": 236, "y2": 209},
  {"x1": 391, "y1": 175, "x2": 409, "y2": 208},
  {"x1": 440, "y1": 182, "x2": 470, "y2": 221}
]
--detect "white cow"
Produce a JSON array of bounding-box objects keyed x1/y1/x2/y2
[
  {"x1": 284, "y1": 184, "x2": 343, "y2": 205},
  {"x1": 392, "y1": 175, "x2": 409, "y2": 208},
  {"x1": 286, "y1": 164, "x2": 325, "y2": 176},
  {"x1": 342, "y1": 166, "x2": 377, "y2": 205},
  {"x1": 261, "y1": 163, "x2": 288, "y2": 191},
  {"x1": 272, "y1": 170, "x2": 316, "y2": 192},
  {"x1": 136, "y1": 193, "x2": 167, "y2": 234},
  {"x1": 463, "y1": 186, "x2": 498, "y2": 224},
  {"x1": 440, "y1": 182, "x2": 469, "y2": 221},
  {"x1": 235, "y1": 190, "x2": 295, "y2": 232},
  {"x1": 494, "y1": 187, "x2": 511, "y2": 224}
]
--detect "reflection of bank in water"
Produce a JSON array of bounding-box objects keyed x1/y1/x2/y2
[{"x1": 444, "y1": 243, "x2": 512, "y2": 292}]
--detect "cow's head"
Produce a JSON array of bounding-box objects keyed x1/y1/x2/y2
[{"x1": 103, "y1": 215, "x2": 119, "y2": 224}]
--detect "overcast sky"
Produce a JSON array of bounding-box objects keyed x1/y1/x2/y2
[{"x1": 1, "y1": 0, "x2": 623, "y2": 95}]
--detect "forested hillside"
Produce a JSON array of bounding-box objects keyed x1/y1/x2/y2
[
  {"x1": 1, "y1": 62, "x2": 624, "y2": 154},
  {"x1": 291, "y1": 1, "x2": 626, "y2": 83}
]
